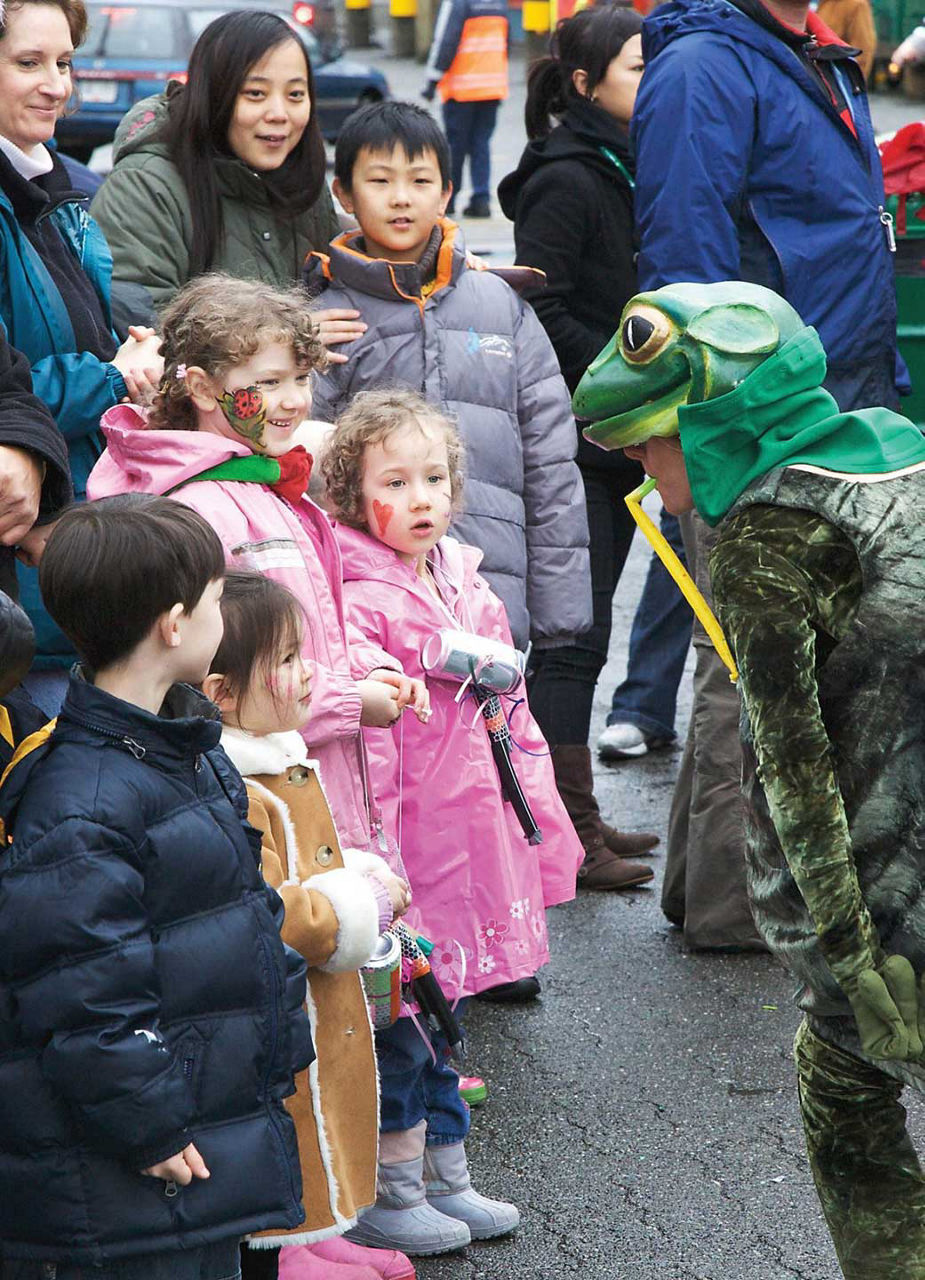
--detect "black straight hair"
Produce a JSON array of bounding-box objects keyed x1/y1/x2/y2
[
  {"x1": 40, "y1": 495, "x2": 225, "y2": 675},
  {"x1": 334, "y1": 99, "x2": 451, "y2": 193},
  {"x1": 209, "y1": 570, "x2": 303, "y2": 702},
  {"x1": 160, "y1": 10, "x2": 327, "y2": 277},
  {"x1": 525, "y1": 3, "x2": 643, "y2": 140}
]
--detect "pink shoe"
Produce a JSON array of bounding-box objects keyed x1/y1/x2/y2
[
  {"x1": 278, "y1": 1243, "x2": 380, "y2": 1280},
  {"x1": 310, "y1": 1236, "x2": 416, "y2": 1280}
]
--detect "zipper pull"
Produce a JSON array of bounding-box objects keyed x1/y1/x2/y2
[
  {"x1": 373, "y1": 817, "x2": 389, "y2": 855},
  {"x1": 122, "y1": 737, "x2": 146, "y2": 759},
  {"x1": 880, "y1": 205, "x2": 897, "y2": 253}
]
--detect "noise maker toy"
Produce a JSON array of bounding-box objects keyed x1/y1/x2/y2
[{"x1": 625, "y1": 477, "x2": 739, "y2": 683}]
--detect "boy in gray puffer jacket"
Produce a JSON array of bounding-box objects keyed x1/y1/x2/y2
[{"x1": 304, "y1": 100, "x2": 590, "y2": 651}]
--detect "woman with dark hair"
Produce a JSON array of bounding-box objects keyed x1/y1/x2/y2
[
  {"x1": 92, "y1": 10, "x2": 355, "y2": 342},
  {"x1": 0, "y1": 0, "x2": 163, "y2": 714},
  {"x1": 499, "y1": 5, "x2": 665, "y2": 890}
]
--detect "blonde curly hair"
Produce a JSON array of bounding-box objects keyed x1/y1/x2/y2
[
  {"x1": 148, "y1": 274, "x2": 327, "y2": 431},
  {"x1": 322, "y1": 388, "x2": 465, "y2": 531}
]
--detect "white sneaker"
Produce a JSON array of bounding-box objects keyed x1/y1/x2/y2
[{"x1": 597, "y1": 723, "x2": 648, "y2": 759}]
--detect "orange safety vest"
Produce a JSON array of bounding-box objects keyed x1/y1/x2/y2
[{"x1": 439, "y1": 14, "x2": 509, "y2": 102}]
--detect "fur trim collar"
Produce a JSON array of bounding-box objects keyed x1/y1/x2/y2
[{"x1": 221, "y1": 727, "x2": 311, "y2": 778}]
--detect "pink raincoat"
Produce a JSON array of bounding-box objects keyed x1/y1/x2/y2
[
  {"x1": 88, "y1": 405, "x2": 393, "y2": 853},
  {"x1": 337, "y1": 524, "x2": 583, "y2": 1000}
]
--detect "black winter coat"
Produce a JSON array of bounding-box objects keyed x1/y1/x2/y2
[
  {"x1": 499, "y1": 99, "x2": 641, "y2": 474},
  {"x1": 0, "y1": 678, "x2": 313, "y2": 1264}
]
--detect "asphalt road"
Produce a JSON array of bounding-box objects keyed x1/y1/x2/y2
[{"x1": 341, "y1": 46, "x2": 925, "y2": 1280}]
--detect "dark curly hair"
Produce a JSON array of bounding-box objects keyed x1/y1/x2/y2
[
  {"x1": 322, "y1": 388, "x2": 465, "y2": 531},
  {"x1": 148, "y1": 273, "x2": 327, "y2": 431}
]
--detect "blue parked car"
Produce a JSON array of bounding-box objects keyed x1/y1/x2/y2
[{"x1": 57, "y1": 0, "x2": 389, "y2": 161}]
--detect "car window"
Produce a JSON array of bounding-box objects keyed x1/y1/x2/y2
[{"x1": 83, "y1": 5, "x2": 181, "y2": 59}]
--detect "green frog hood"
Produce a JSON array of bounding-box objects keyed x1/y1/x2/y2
[{"x1": 573, "y1": 281, "x2": 925, "y2": 526}]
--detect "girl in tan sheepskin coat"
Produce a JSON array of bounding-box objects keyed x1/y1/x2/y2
[{"x1": 204, "y1": 571, "x2": 421, "y2": 1280}]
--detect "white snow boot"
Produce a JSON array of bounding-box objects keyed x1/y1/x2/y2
[{"x1": 423, "y1": 1141, "x2": 520, "y2": 1240}]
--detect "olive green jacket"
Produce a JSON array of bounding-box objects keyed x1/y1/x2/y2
[{"x1": 91, "y1": 94, "x2": 340, "y2": 310}]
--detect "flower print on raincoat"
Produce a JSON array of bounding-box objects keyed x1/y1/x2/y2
[{"x1": 336, "y1": 524, "x2": 584, "y2": 1001}]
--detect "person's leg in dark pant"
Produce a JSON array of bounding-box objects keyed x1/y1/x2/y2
[
  {"x1": 795, "y1": 1018, "x2": 925, "y2": 1279},
  {"x1": 530, "y1": 465, "x2": 637, "y2": 747},
  {"x1": 467, "y1": 100, "x2": 500, "y2": 204},
  {"x1": 442, "y1": 99, "x2": 473, "y2": 206}
]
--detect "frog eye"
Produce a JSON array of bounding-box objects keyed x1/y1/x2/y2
[{"x1": 621, "y1": 306, "x2": 672, "y2": 364}]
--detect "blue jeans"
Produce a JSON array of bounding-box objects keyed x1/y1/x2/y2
[
  {"x1": 607, "y1": 508, "x2": 692, "y2": 742},
  {"x1": 442, "y1": 99, "x2": 499, "y2": 204},
  {"x1": 376, "y1": 1005, "x2": 470, "y2": 1146},
  {"x1": 1, "y1": 1238, "x2": 241, "y2": 1280}
]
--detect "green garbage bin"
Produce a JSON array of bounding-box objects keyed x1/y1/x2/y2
[{"x1": 888, "y1": 191, "x2": 925, "y2": 426}]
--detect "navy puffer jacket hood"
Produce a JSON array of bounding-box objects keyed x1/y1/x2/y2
[{"x1": 0, "y1": 677, "x2": 313, "y2": 1264}]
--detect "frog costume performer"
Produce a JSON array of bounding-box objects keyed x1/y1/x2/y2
[{"x1": 574, "y1": 281, "x2": 925, "y2": 1279}]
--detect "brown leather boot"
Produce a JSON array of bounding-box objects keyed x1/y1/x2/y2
[
  {"x1": 601, "y1": 822, "x2": 660, "y2": 858},
  {"x1": 551, "y1": 745, "x2": 656, "y2": 891}
]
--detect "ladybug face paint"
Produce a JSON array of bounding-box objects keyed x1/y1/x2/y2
[{"x1": 218, "y1": 384, "x2": 267, "y2": 447}]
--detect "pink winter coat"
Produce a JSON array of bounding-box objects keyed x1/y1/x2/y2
[
  {"x1": 88, "y1": 406, "x2": 391, "y2": 853},
  {"x1": 337, "y1": 524, "x2": 583, "y2": 1000}
]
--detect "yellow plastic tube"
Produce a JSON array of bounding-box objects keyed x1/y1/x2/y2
[{"x1": 625, "y1": 476, "x2": 738, "y2": 683}]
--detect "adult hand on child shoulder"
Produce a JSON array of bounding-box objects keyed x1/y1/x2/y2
[
  {"x1": 368, "y1": 668, "x2": 431, "y2": 723},
  {"x1": 312, "y1": 308, "x2": 367, "y2": 365},
  {"x1": 142, "y1": 1142, "x2": 210, "y2": 1185}
]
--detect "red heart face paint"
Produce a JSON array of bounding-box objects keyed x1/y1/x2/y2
[
  {"x1": 372, "y1": 500, "x2": 394, "y2": 537},
  {"x1": 217, "y1": 385, "x2": 267, "y2": 447}
]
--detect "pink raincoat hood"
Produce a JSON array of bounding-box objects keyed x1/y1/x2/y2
[{"x1": 88, "y1": 404, "x2": 254, "y2": 500}]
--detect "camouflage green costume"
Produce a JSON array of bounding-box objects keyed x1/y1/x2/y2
[
  {"x1": 573, "y1": 282, "x2": 925, "y2": 1279},
  {"x1": 715, "y1": 477, "x2": 925, "y2": 1278}
]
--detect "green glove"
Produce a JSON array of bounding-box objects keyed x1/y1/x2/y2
[{"x1": 846, "y1": 954, "x2": 924, "y2": 1061}]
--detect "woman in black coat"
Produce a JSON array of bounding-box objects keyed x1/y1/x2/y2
[{"x1": 499, "y1": 6, "x2": 657, "y2": 889}]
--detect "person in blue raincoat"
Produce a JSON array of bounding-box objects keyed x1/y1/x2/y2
[{"x1": 632, "y1": 0, "x2": 902, "y2": 953}]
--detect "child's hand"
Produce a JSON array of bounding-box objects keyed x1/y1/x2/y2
[
  {"x1": 313, "y1": 308, "x2": 367, "y2": 364},
  {"x1": 372, "y1": 869, "x2": 412, "y2": 920},
  {"x1": 368, "y1": 669, "x2": 432, "y2": 723},
  {"x1": 142, "y1": 1142, "x2": 210, "y2": 1185},
  {"x1": 357, "y1": 678, "x2": 401, "y2": 727}
]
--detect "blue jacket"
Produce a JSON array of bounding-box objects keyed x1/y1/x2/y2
[
  {"x1": 634, "y1": 0, "x2": 900, "y2": 411},
  {"x1": 0, "y1": 181, "x2": 127, "y2": 667},
  {"x1": 0, "y1": 679, "x2": 313, "y2": 1263}
]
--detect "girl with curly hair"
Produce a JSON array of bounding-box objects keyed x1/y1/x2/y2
[
  {"x1": 322, "y1": 388, "x2": 583, "y2": 1257},
  {"x1": 88, "y1": 274, "x2": 427, "y2": 877}
]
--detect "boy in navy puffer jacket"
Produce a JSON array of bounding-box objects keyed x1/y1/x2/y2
[{"x1": 0, "y1": 495, "x2": 313, "y2": 1278}]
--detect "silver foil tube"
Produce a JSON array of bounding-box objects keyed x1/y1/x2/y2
[{"x1": 421, "y1": 629, "x2": 526, "y2": 695}]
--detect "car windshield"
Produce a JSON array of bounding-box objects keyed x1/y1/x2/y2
[{"x1": 82, "y1": 5, "x2": 181, "y2": 58}]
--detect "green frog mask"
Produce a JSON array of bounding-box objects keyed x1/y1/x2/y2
[{"x1": 572, "y1": 281, "x2": 804, "y2": 451}]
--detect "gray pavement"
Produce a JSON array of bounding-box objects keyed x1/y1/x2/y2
[{"x1": 335, "y1": 48, "x2": 925, "y2": 1278}]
